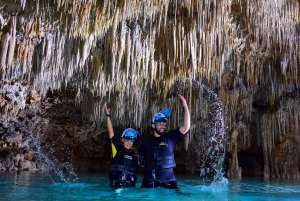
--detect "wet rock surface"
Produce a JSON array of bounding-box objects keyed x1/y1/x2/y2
[{"x1": 0, "y1": 88, "x2": 111, "y2": 172}]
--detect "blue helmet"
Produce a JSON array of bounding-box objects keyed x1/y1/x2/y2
[
  {"x1": 151, "y1": 108, "x2": 170, "y2": 124},
  {"x1": 121, "y1": 128, "x2": 140, "y2": 142}
]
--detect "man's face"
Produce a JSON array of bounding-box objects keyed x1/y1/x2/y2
[{"x1": 153, "y1": 122, "x2": 166, "y2": 133}]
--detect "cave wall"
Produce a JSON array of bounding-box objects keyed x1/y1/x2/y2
[
  {"x1": 0, "y1": 0, "x2": 299, "y2": 179},
  {"x1": 0, "y1": 85, "x2": 299, "y2": 179}
]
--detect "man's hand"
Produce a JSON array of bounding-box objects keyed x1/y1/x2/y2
[
  {"x1": 178, "y1": 95, "x2": 190, "y2": 134},
  {"x1": 179, "y1": 95, "x2": 188, "y2": 108}
]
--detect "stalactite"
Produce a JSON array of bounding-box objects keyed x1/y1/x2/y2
[
  {"x1": 7, "y1": 1, "x2": 298, "y2": 99},
  {"x1": 228, "y1": 129, "x2": 242, "y2": 178},
  {"x1": 7, "y1": 15, "x2": 16, "y2": 67},
  {"x1": 261, "y1": 98, "x2": 300, "y2": 179},
  {"x1": 0, "y1": 33, "x2": 10, "y2": 69}
]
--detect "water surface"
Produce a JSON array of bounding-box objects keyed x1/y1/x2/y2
[{"x1": 1, "y1": 171, "x2": 300, "y2": 201}]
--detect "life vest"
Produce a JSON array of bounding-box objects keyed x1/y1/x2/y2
[
  {"x1": 145, "y1": 140, "x2": 176, "y2": 170},
  {"x1": 110, "y1": 149, "x2": 138, "y2": 177}
]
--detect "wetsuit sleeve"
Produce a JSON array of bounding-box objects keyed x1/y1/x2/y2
[
  {"x1": 165, "y1": 127, "x2": 184, "y2": 151},
  {"x1": 110, "y1": 136, "x2": 119, "y2": 158},
  {"x1": 138, "y1": 137, "x2": 147, "y2": 166},
  {"x1": 168, "y1": 127, "x2": 184, "y2": 142}
]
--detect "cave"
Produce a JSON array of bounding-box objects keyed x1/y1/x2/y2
[{"x1": 0, "y1": 0, "x2": 299, "y2": 180}]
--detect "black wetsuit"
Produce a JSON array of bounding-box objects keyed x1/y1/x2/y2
[
  {"x1": 109, "y1": 136, "x2": 138, "y2": 188},
  {"x1": 138, "y1": 127, "x2": 183, "y2": 189}
]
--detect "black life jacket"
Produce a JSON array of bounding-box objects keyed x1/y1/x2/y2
[
  {"x1": 109, "y1": 149, "x2": 138, "y2": 179},
  {"x1": 145, "y1": 139, "x2": 176, "y2": 170}
]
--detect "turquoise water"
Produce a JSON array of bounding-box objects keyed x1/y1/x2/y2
[{"x1": 1, "y1": 171, "x2": 300, "y2": 201}]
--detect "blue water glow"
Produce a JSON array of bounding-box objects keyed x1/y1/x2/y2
[{"x1": 1, "y1": 171, "x2": 300, "y2": 201}]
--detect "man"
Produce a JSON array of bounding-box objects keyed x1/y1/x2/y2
[{"x1": 138, "y1": 95, "x2": 190, "y2": 189}]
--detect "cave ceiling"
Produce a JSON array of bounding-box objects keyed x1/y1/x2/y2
[{"x1": 0, "y1": 0, "x2": 299, "y2": 132}]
